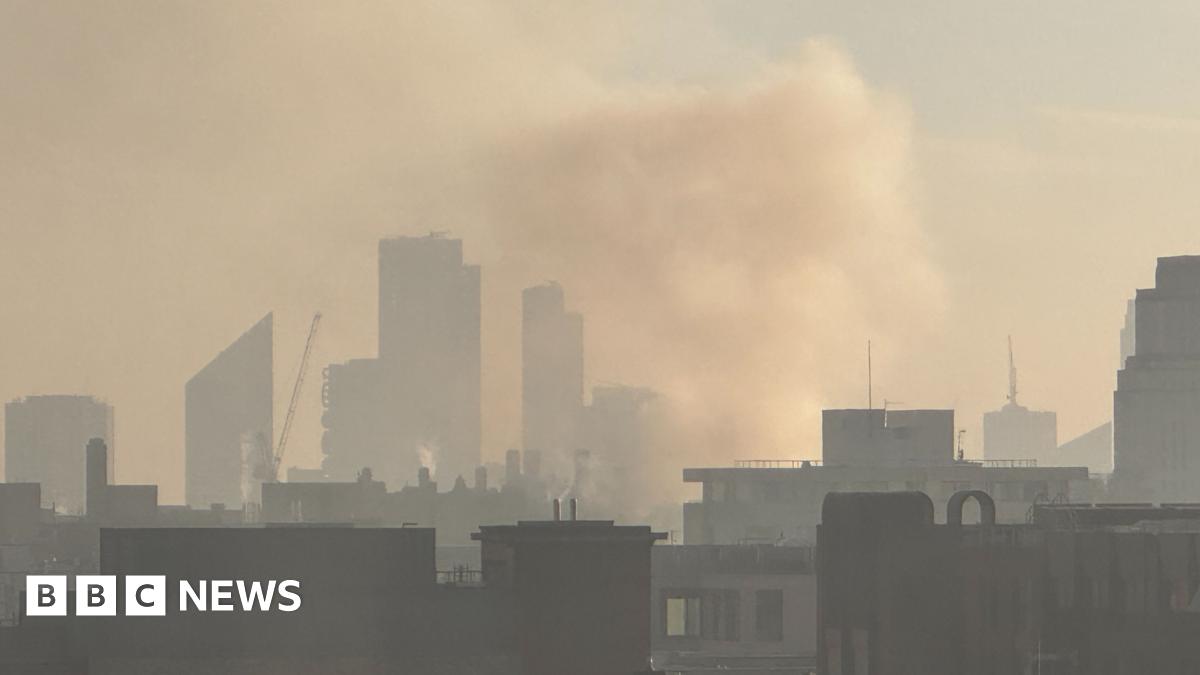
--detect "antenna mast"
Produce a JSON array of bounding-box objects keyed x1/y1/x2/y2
[
  {"x1": 867, "y1": 340, "x2": 873, "y2": 410},
  {"x1": 1007, "y1": 335, "x2": 1018, "y2": 405}
]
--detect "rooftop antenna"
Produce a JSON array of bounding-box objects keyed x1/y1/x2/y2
[
  {"x1": 867, "y1": 339, "x2": 873, "y2": 411},
  {"x1": 1007, "y1": 335, "x2": 1018, "y2": 406}
]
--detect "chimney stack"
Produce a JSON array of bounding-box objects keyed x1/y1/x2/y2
[
  {"x1": 86, "y1": 438, "x2": 108, "y2": 521},
  {"x1": 552, "y1": 498, "x2": 561, "y2": 521},
  {"x1": 569, "y1": 497, "x2": 578, "y2": 521}
]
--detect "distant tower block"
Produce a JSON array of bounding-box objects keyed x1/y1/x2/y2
[
  {"x1": 982, "y1": 337, "x2": 1056, "y2": 464},
  {"x1": 377, "y1": 234, "x2": 480, "y2": 486},
  {"x1": 4, "y1": 395, "x2": 114, "y2": 513},
  {"x1": 185, "y1": 313, "x2": 273, "y2": 508},
  {"x1": 1115, "y1": 256, "x2": 1200, "y2": 501},
  {"x1": 522, "y1": 282, "x2": 583, "y2": 475}
]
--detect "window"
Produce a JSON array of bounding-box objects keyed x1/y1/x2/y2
[
  {"x1": 755, "y1": 589, "x2": 784, "y2": 641},
  {"x1": 665, "y1": 590, "x2": 739, "y2": 640},
  {"x1": 665, "y1": 594, "x2": 701, "y2": 637},
  {"x1": 703, "y1": 590, "x2": 740, "y2": 641}
]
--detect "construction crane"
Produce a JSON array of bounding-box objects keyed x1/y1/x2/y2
[{"x1": 260, "y1": 312, "x2": 322, "y2": 483}]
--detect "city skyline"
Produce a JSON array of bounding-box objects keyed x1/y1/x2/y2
[{"x1": 5, "y1": 2, "x2": 1200, "y2": 503}]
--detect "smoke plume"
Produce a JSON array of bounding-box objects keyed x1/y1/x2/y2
[
  {"x1": 0, "y1": 3, "x2": 943, "y2": 502},
  {"x1": 480, "y1": 43, "x2": 943, "y2": 501}
]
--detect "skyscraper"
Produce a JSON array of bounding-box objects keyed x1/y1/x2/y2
[
  {"x1": 522, "y1": 282, "x2": 583, "y2": 472},
  {"x1": 373, "y1": 234, "x2": 480, "y2": 486},
  {"x1": 4, "y1": 394, "x2": 113, "y2": 513},
  {"x1": 320, "y1": 357, "x2": 412, "y2": 487},
  {"x1": 982, "y1": 337, "x2": 1057, "y2": 464},
  {"x1": 1114, "y1": 256, "x2": 1200, "y2": 501},
  {"x1": 185, "y1": 313, "x2": 273, "y2": 508}
]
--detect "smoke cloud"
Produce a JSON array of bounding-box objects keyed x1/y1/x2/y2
[
  {"x1": 0, "y1": 2, "x2": 943, "y2": 501},
  {"x1": 478, "y1": 42, "x2": 943, "y2": 502}
]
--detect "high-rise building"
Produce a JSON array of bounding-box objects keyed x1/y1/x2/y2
[
  {"x1": 185, "y1": 313, "x2": 273, "y2": 508},
  {"x1": 4, "y1": 394, "x2": 113, "y2": 513},
  {"x1": 320, "y1": 357, "x2": 411, "y2": 487},
  {"x1": 982, "y1": 337, "x2": 1057, "y2": 464},
  {"x1": 1114, "y1": 255, "x2": 1200, "y2": 501},
  {"x1": 376, "y1": 234, "x2": 481, "y2": 486},
  {"x1": 522, "y1": 282, "x2": 583, "y2": 472},
  {"x1": 1119, "y1": 297, "x2": 1136, "y2": 368}
]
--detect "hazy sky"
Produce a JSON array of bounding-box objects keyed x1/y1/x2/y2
[{"x1": 3, "y1": 1, "x2": 1200, "y2": 501}]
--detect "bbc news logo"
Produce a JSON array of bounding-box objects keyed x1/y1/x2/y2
[{"x1": 26, "y1": 576, "x2": 302, "y2": 616}]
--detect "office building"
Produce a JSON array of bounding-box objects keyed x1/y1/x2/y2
[
  {"x1": 377, "y1": 234, "x2": 481, "y2": 486},
  {"x1": 1114, "y1": 256, "x2": 1200, "y2": 501},
  {"x1": 684, "y1": 407, "x2": 1088, "y2": 545},
  {"x1": 185, "y1": 313, "x2": 273, "y2": 508},
  {"x1": 522, "y1": 282, "x2": 583, "y2": 476}
]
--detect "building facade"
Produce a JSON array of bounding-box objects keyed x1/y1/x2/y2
[
  {"x1": 1114, "y1": 255, "x2": 1200, "y2": 502},
  {"x1": 378, "y1": 234, "x2": 481, "y2": 486},
  {"x1": 4, "y1": 394, "x2": 113, "y2": 513},
  {"x1": 521, "y1": 281, "x2": 583, "y2": 477},
  {"x1": 185, "y1": 313, "x2": 273, "y2": 508},
  {"x1": 651, "y1": 544, "x2": 817, "y2": 674},
  {"x1": 818, "y1": 491, "x2": 1200, "y2": 675}
]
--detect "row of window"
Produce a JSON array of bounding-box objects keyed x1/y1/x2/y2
[
  {"x1": 706, "y1": 479, "x2": 1055, "y2": 504},
  {"x1": 662, "y1": 589, "x2": 783, "y2": 642}
]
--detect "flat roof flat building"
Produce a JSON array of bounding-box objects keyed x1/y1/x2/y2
[
  {"x1": 4, "y1": 394, "x2": 113, "y2": 513},
  {"x1": 822, "y1": 408, "x2": 954, "y2": 467}
]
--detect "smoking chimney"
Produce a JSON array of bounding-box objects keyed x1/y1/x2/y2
[
  {"x1": 552, "y1": 498, "x2": 561, "y2": 521},
  {"x1": 569, "y1": 497, "x2": 578, "y2": 521}
]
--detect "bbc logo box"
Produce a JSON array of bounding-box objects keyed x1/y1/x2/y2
[{"x1": 26, "y1": 575, "x2": 167, "y2": 617}]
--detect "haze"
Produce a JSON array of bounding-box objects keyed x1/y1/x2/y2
[{"x1": 3, "y1": 0, "x2": 1198, "y2": 502}]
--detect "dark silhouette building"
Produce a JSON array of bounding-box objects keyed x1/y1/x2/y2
[
  {"x1": 0, "y1": 511, "x2": 665, "y2": 673},
  {"x1": 475, "y1": 513, "x2": 667, "y2": 675},
  {"x1": 1114, "y1": 255, "x2": 1200, "y2": 501},
  {"x1": 522, "y1": 282, "x2": 583, "y2": 477},
  {"x1": 185, "y1": 313, "x2": 273, "y2": 508},
  {"x1": 4, "y1": 394, "x2": 113, "y2": 513},
  {"x1": 818, "y1": 490, "x2": 1200, "y2": 674}
]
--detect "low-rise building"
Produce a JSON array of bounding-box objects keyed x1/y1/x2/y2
[{"x1": 651, "y1": 544, "x2": 816, "y2": 674}]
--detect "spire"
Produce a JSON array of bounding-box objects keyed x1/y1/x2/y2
[{"x1": 1007, "y1": 335, "x2": 1018, "y2": 406}]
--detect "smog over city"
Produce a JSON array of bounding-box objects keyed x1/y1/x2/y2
[{"x1": 2, "y1": 2, "x2": 1200, "y2": 673}]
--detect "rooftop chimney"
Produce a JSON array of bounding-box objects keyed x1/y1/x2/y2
[{"x1": 86, "y1": 437, "x2": 108, "y2": 521}]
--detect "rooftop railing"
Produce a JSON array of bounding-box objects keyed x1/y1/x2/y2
[
  {"x1": 734, "y1": 459, "x2": 823, "y2": 469},
  {"x1": 978, "y1": 459, "x2": 1039, "y2": 468}
]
